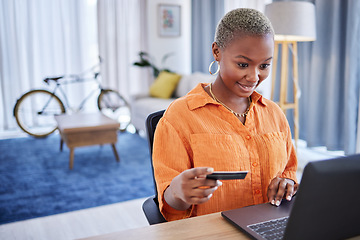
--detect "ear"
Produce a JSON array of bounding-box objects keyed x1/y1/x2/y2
[{"x1": 212, "y1": 42, "x2": 221, "y2": 61}]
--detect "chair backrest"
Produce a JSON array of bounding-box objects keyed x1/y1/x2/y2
[{"x1": 145, "y1": 110, "x2": 165, "y2": 203}]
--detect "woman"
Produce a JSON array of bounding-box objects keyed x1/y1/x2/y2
[{"x1": 152, "y1": 8, "x2": 298, "y2": 221}]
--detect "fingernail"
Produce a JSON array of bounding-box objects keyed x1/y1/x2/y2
[
  {"x1": 208, "y1": 193, "x2": 213, "y2": 199},
  {"x1": 286, "y1": 195, "x2": 292, "y2": 201},
  {"x1": 207, "y1": 168, "x2": 214, "y2": 173},
  {"x1": 276, "y1": 200, "x2": 280, "y2": 206},
  {"x1": 217, "y1": 180, "x2": 223, "y2": 186},
  {"x1": 271, "y1": 200, "x2": 275, "y2": 205}
]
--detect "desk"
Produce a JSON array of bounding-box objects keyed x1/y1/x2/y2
[
  {"x1": 80, "y1": 212, "x2": 250, "y2": 240},
  {"x1": 55, "y1": 113, "x2": 120, "y2": 169},
  {"x1": 79, "y1": 211, "x2": 360, "y2": 240}
]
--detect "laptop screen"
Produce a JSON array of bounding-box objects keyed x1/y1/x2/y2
[
  {"x1": 284, "y1": 154, "x2": 360, "y2": 240},
  {"x1": 221, "y1": 154, "x2": 360, "y2": 240}
]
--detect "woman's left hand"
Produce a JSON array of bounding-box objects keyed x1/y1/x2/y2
[{"x1": 267, "y1": 177, "x2": 298, "y2": 207}]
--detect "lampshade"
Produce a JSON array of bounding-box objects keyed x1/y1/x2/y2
[{"x1": 265, "y1": 1, "x2": 316, "y2": 42}]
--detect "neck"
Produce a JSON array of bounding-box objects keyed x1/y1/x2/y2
[{"x1": 209, "y1": 83, "x2": 251, "y2": 118}]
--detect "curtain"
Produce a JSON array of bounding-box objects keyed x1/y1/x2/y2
[
  {"x1": 0, "y1": 0, "x2": 98, "y2": 132},
  {"x1": 97, "y1": 0, "x2": 149, "y2": 100},
  {"x1": 224, "y1": 0, "x2": 272, "y2": 13},
  {"x1": 297, "y1": 0, "x2": 360, "y2": 154},
  {"x1": 357, "y1": 94, "x2": 360, "y2": 153},
  {"x1": 191, "y1": 0, "x2": 224, "y2": 74}
]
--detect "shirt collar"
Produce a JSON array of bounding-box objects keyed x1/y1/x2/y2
[{"x1": 187, "y1": 83, "x2": 267, "y2": 111}]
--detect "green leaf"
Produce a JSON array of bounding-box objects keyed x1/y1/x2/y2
[
  {"x1": 161, "y1": 52, "x2": 175, "y2": 65},
  {"x1": 162, "y1": 69, "x2": 173, "y2": 73},
  {"x1": 133, "y1": 51, "x2": 175, "y2": 77}
]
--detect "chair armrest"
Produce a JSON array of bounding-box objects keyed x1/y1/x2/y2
[{"x1": 142, "y1": 196, "x2": 167, "y2": 225}]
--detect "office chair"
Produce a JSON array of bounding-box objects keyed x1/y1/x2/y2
[{"x1": 142, "y1": 110, "x2": 167, "y2": 225}]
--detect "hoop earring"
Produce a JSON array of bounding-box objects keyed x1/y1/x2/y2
[{"x1": 209, "y1": 61, "x2": 220, "y2": 75}]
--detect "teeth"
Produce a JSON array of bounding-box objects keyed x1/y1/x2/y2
[
  {"x1": 242, "y1": 84, "x2": 254, "y2": 89},
  {"x1": 237, "y1": 82, "x2": 256, "y2": 89}
]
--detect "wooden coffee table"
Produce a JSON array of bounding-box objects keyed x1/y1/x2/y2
[{"x1": 54, "y1": 112, "x2": 120, "y2": 169}]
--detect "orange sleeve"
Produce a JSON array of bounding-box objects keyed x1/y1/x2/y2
[
  {"x1": 265, "y1": 100, "x2": 298, "y2": 184},
  {"x1": 152, "y1": 117, "x2": 195, "y2": 221},
  {"x1": 280, "y1": 121, "x2": 298, "y2": 183}
]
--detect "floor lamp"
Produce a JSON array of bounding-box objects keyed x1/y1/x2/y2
[{"x1": 265, "y1": 1, "x2": 316, "y2": 150}]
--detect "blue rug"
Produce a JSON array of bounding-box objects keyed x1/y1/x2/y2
[{"x1": 0, "y1": 132, "x2": 155, "y2": 225}]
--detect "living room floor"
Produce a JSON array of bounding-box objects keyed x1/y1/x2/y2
[
  {"x1": 0, "y1": 197, "x2": 149, "y2": 240},
  {"x1": 0, "y1": 132, "x2": 344, "y2": 240}
]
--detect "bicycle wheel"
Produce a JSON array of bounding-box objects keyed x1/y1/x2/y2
[
  {"x1": 14, "y1": 89, "x2": 65, "y2": 137},
  {"x1": 97, "y1": 89, "x2": 131, "y2": 131}
]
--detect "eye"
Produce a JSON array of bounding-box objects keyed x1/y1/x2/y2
[
  {"x1": 260, "y1": 64, "x2": 270, "y2": 70},
  {"x1": 237, "y1": 63, "x2": 248, "y2": 68}
]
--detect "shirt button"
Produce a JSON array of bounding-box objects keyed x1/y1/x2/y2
[
  {"x1": 246, "y1": 135, "x2": 251, "y2": 140},
  {"x1": 255, "y1": 189, "x2": 261, "y2": 194},
  {"x1": 252, "y1": 162, "x2": 258, "y2": 167}
]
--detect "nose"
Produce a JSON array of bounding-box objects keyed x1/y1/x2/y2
[{"x1": 245, "y1": 67, "x2": 260, "y2": 83}]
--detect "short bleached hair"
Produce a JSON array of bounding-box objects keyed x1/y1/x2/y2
[{"x1": 215, "y1": 8, "x2": 274, "y2": 49}]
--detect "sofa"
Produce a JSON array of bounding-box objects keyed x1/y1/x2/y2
[{"x1": 130, "y1": 72, "x2": 216, "y2": 133}]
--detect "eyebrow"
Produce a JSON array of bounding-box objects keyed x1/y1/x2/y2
[{"x1": 235, "y1": 55, "x2": 273, "y2": 62}]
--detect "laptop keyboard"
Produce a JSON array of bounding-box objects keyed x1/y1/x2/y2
[{"x1": 247, "y1": 216, "x2": 289, "y2": 240}]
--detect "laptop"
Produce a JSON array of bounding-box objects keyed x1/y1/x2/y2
[{"x1": 221, "y1": 154, "x2": 360, "y2": 240}]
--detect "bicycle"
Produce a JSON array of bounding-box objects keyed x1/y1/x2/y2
[{"x1": 13, "y1": 61, "x2": 131, "y2": 137}]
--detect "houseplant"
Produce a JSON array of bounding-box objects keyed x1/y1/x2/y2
[{"x1": 133, "y1": 51, "x2": 175, "y2": 77}]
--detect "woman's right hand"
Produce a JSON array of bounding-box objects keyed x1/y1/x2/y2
[{"x1": 164, "y1": 167, "x2": 222, "y2": 211}]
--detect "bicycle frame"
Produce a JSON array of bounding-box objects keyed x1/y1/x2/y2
[
  {"x1": 49, "y1": 77, "x2": 102, "y2": 113},
  {"x1": 13, "y1": 57, "x2": 132, "y2": 137},
  {"x1": 44, "y1": 62, "x2": 105, "y2": 113}
]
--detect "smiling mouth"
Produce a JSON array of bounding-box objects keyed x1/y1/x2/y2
[{"x1": 237, "y1": 82, "x2": 257, "y2": 91}]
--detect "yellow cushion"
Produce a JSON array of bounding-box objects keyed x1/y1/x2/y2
[{"x1": 149, "y1": 71, "x2": 182, "y2": 99}]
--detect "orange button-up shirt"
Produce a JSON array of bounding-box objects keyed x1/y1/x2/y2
[{"x1": 153, "y1": 83, "x2": 298, "y2": 221}]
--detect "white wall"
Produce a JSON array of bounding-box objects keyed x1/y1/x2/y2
[{"x1": 147, "y1": 0, "x2": 191, "y2": 77}]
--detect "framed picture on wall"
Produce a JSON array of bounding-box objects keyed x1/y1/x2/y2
[{"x1": 158, "y1": 4, "x2": 181, "y2": 37}]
